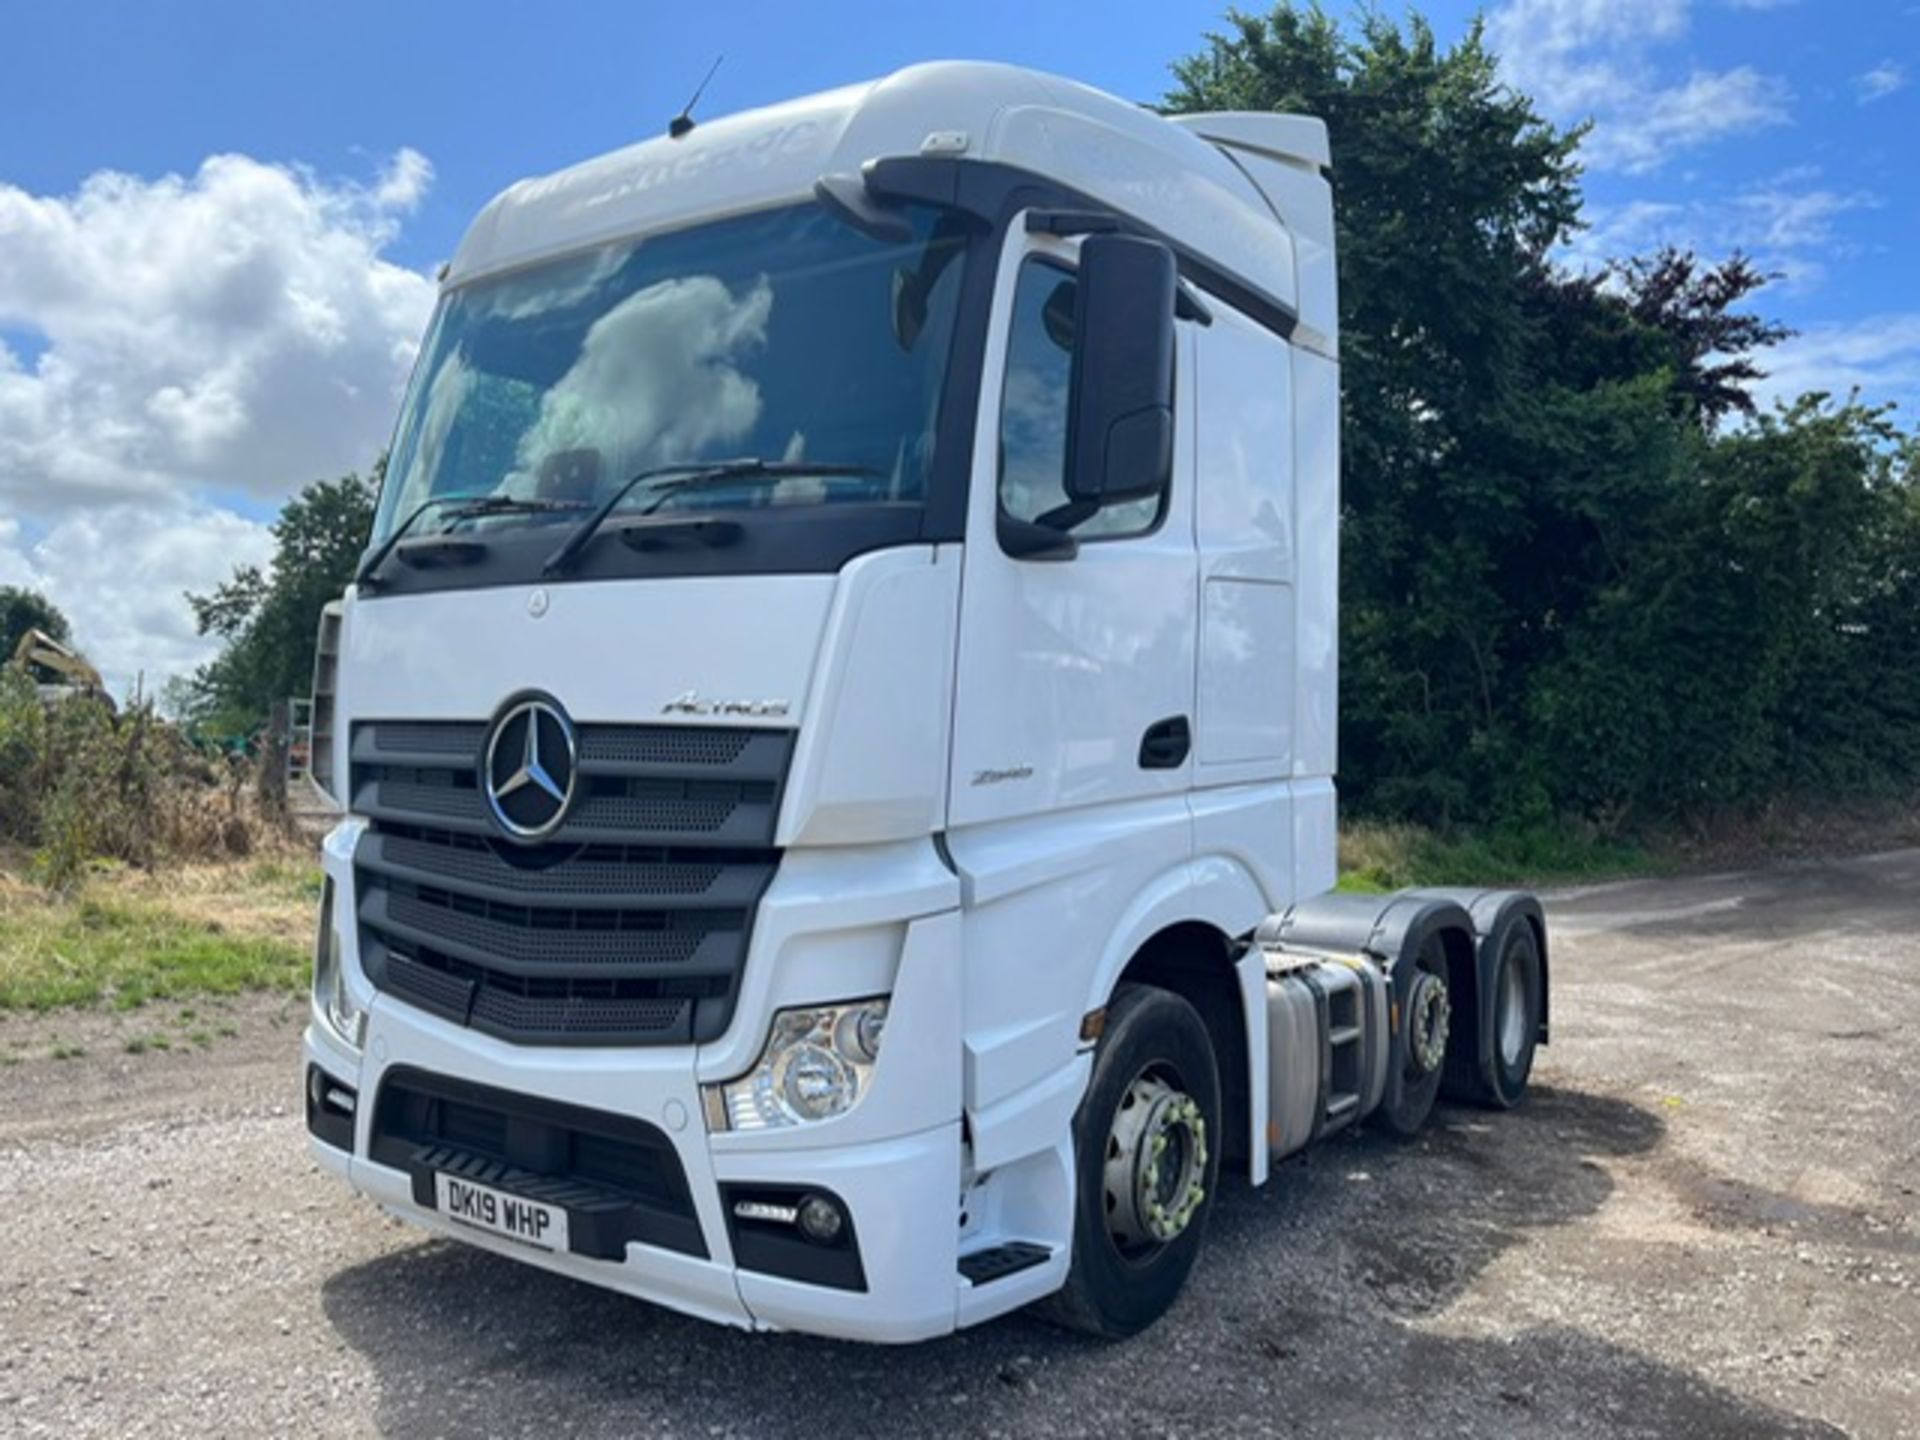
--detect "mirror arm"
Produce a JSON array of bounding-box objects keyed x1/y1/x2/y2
[
  {"x1": 997, "y1": 513, "x2": 1080, "y2": 562},
  {"x1": 813, "y1": 174, "x2": 914, "y2": 244},
  {"x1": 1176, "y1": 283, "x2": 1213, "y2": 326}
]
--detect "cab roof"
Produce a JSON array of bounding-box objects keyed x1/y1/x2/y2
[{"x1": 446, "y1": 61, "x2": 1329, "y2": 341}]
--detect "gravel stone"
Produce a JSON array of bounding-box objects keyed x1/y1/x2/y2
[{"x1": 1, "y1": 850, "x2": 1916, "y2": 1437}]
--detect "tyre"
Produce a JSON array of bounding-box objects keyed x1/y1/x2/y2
[
  {"x1": 1037, "y1": 983, "x2": 1222, "y2": 1339},
  {"x1": 1381, "y1": 934, "x2": 1450, "y2": 1136},
  {"x1": 1480, "y1": 922, "x2": 1541, "y2": 1108}
]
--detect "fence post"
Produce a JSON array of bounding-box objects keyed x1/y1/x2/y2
[{"x1": 261, "y1": 699, "x2": 291, "y2": 826}]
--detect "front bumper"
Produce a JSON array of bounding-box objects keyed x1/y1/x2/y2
[
  {"x1": 306, "y1": 1010, "x2": 966, "y2": 1343},
  {"x1": 304, "y1": 870, "x2": 973, "y2": 1344}
]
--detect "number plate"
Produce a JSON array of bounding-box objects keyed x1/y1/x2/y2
[{"x1": 434, "y1": 1172, "x2": 569, "y2": 1252}]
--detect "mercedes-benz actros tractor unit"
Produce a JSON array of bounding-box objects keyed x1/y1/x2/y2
[{"x1": 302, "y1": 62, "x2": 1550, "y2": 1342}]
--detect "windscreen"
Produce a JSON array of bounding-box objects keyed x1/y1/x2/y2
[{"x1": 370, "y1": 201, "x2": 968, "y2": 548}]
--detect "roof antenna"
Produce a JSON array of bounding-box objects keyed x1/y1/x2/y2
[{"x1": 668, "y1": 55, "x2": 724, "y2": 140}]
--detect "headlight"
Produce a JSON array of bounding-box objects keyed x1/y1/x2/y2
[
  {"x1": 312, "y1": 879, "x2": 367, "y2": 1050},
  {"x1": 710, "y1": 998, "x2": 888, "y2": 1131}
]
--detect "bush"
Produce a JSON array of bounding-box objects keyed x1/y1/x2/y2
[
  {"x1": 0, "y1": 669, "x2": 268, "y2": 888},
  {"x1": 1169, "y1": 10, "x2": 1920, "y2": 833}
]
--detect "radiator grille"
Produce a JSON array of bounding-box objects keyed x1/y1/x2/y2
[{"x1": 351, "y1": 719, "x2": 791, "y2": 1046}]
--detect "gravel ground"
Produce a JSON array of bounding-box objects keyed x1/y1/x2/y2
[{"x1": 2, "y1": 849, "x2": 1916, "y2": 1438}]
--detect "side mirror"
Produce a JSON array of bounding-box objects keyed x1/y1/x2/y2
[{"x1": 1064, "y1": 234, "x2": 1176, "y2": 507}]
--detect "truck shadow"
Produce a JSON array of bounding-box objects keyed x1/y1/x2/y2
[{"x1": 320, "y1": 1084, "x2": 1842, "y2": 1438}]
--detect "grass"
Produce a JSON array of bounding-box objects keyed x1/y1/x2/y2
[
  {"x1": 0, "y1": 854, "x2": 316, "y2": 1013},
  {"x1": 1337, "y1": 819, "x2": 1652, "y2": 893},
  {"x1": 1335, "y1": 790, "x2": 1920, "y2": 893},
  {"x1": 4, "y1": 799, "x2": 1905, "y2": 1017}
]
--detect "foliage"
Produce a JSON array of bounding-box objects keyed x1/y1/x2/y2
[
  {"x1": 1608, "y1": 249, "x2": 1791, "y2": 426},
  {"x1": 0, "y1": 586, "x2": 71, "y2": 660},
  {"x1": 1530, "y1": 400, "x2": 1920, "y2": 818},
  {"x1": 1337, "y1": 818, "x2": 1650, "y2": 892},
  {"x1": 1168, "y1": 7, "x2": 1920, "y2": 829},
  {"x1": 184, "y1": 462, "x2": 379, "y2": 734},
  {"x1": 0, "y1": 669, "x2": 260, "y2": 888}
]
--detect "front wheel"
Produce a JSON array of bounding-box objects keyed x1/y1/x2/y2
[{"x1": 1037, "y1": 983, "x2": 1222, "y2": 1339}]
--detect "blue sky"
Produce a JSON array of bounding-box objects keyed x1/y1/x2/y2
[{"x1": 0, "y1": 0, "x2": 1915, "y2": 692}]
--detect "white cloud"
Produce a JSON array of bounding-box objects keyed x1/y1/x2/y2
[
  {"x1": 0, "y1": 502, "x2": 275, "y2": 698},
  {"x1": 1734, "y1": 178, "x2": 1878, "y2": 257},
  {"x1": 1750, "y1": 314, "x2": 1920, "y2": 417},
  {"x1": 1488, "y1": 0, "x2": 1791, "y2": 172},
  {"x1": 1855, "y1": 62, "x2": 1907, "y2": 104},
  {"x1": 1589, "y1": 67, "x2": 1790, "y2": 172},
  {"x1": 0, "y1": 150, "x2": 436, "y2": 695},
  {"x1": 1564, "y1": 170, "x2": 1878, "y2": 292},
  {"x1": 372, "y1": 147, "x2": 434, "y2": 211}
]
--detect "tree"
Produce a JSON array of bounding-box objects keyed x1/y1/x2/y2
[
  {"x1": 0, "y1": 586, "x2": 71, "y2": 661},
  {"x1": 1169, "y1": 8, "x2": 1590, "y2": 820},
  {"x1": 1531, "y1": 399, "x2": 1920, "y2": 817},
  {"x1": 1167, "y1": 6, "x2": 1916, "y2": 827},
  {"x1": 1612, "y1": 249, "x2": 1791, "y2": 426},
  {"x1": 184, "y1": 462, "x2": 380, "y2": 734}
]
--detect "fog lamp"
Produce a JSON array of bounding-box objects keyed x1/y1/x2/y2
[{"x1": 796, "y1": 1194, "x2": 846, "y2": 1246}]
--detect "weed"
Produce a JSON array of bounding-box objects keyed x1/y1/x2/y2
[
  {"x1": 1338, "y1": 820, "x2": 1651, "y2": 892},
  {"x1": 0, "y1": 865, "x2": 309, "y2": 1012}
]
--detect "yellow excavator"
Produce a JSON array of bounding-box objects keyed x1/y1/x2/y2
[{"x1": 9, "y1": 627, "x2": 113, "y2": 708}]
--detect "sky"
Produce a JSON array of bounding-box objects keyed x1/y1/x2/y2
[{"x1": 0, "y1": 0, "x2": 1915, "y2": 697}]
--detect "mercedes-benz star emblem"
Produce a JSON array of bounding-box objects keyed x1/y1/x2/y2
[{"x1": 482, "y1": 697, "x2": 577, "y2": 840}]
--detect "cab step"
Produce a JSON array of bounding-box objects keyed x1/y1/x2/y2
[
  {"x1": 1323, "y1": 1091, "x2": 1359, "y2": 1122},
  {"x1": 959, "y1": 1241, "x2": 1052, "y2": 1286}
]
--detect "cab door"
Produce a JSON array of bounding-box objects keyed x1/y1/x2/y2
[{"x1": 947, "y1": 228, "x2": 1199, "y2": 832}]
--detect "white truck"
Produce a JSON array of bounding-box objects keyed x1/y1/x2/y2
[{"x1": 303, "y1": 61, "x2": 1549, "y2": 1342}]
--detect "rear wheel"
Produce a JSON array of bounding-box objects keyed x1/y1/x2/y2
[
  {"x1": 1037, "y1": 983, "x2": 1221, "y2": 1339},
  {"x1": 1482, "y1": 924, "x2": 1541, "y2": 1108},
  {"x1": 1381, "y1": 935, "x2": 1450, "y2": 1136}
]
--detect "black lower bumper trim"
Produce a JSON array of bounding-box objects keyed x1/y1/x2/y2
[
  {"x1": 306, "y1": 1064, "x2": 356, "y2": 1153},
  {"x1": 406, "y1": 1143, "x2": 706, "y2": 1261},
  {"x1": 722, "y1": 1183, "x2": 867, "y2": 1292},
  {"x1": 370, "y1": 1066, "x2": 706, "y2": 1261}
]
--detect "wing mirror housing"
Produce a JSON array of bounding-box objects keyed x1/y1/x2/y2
[{"x1": 1064, "y1": 234, "x2": 1176, "y2": 507}]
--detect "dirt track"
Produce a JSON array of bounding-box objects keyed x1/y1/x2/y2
[{"x1": 2, "y1": 850, "x2": 1916, "y2": 1437}]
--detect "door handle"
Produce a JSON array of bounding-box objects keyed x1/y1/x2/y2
[{"x1": 1138, "y1": 715, "x2": 1191, "y2": 770}]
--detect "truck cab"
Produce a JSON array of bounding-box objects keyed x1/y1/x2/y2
[{"x1": 304, "y1": 61, "x2": 1547, "y2": 1342}]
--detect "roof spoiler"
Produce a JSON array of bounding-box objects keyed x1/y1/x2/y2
[{"x1": 1169, "y1": 112, "x2": 1331, "y2": 174}]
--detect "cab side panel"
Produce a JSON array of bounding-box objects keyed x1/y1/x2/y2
[{"x1": 1191, "y1": 299, "x2": 1299, "y2": 917}]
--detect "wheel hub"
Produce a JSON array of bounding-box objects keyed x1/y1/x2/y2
[
  {"x1": 1104, "y1": 1073, "x2": 1208, "y2": 1250},
  {"x1": 1407, "y1": 970, "x2": 1451, "y2": 1075}
]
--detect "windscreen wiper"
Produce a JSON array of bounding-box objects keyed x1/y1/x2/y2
[
  {"x1": 541, "y1": 458, "x2": 880, "y2": 577},
  {"x1": 355, "y1": 494, "x2": 589, "y2": 589}
]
